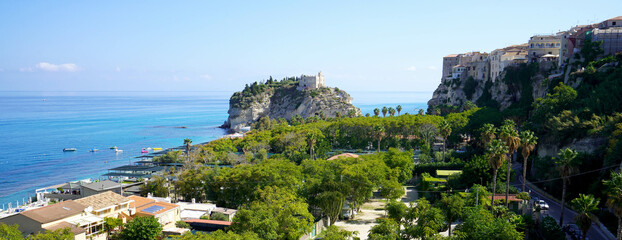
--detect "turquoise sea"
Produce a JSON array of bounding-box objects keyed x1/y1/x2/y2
[{"x1": 0, "y1": 91, "x2": 430, "y2": 208}]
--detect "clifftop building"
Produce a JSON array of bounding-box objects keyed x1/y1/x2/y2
[
  {"x1": 528, "y1": 34, "x2": 562, "y2": 61},
  {"x1": 297, "y1": 72, "x2": 325, "y2": 90}
]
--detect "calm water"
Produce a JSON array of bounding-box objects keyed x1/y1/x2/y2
[{"x1": 0, "y1": 91, "x2": 430, "y2": 207}]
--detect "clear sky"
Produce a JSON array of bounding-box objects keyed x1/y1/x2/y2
[{"x1": 0, "y1": 1, "x2": 620, "y2": 93}]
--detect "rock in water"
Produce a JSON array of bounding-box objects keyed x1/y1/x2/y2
[{"x1": 223, "y1": 81, "x2": 360, "y2": 131}]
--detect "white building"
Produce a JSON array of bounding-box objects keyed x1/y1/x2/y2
[{"x1": 297, "y1": 72, "x2": 325, "y2": 90}]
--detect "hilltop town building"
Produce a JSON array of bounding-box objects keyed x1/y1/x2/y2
[
  {"x1": 593, "y1": 16, "x2": 622, "y2": 56},
  {"x1": 559, "y1": 24, "x2": 597, "y2": 66},
  {"x1": 442, "y1": 54, "x2": 460, "y2": 81},
  {"x1": 528, "y1": 34, "x2": 562, "y2": 61},
  {"x1": 297, "y1": 72, "x2": 325, "y2": 90},
  {"x1": 490, "y1": 44, "x2": 528, "y2": 81}
]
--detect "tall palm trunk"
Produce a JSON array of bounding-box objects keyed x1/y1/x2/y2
[
  {"x1": 491, "y1": 169, "x2": 498, "y2": 213},
  {"x1": 448, "y1": 220, "x2": 452, "y2": 236},
  {"x1": 560, "y1": 178, "x2": 567, "y2": 226},
  {"x1": 377, "y1": 139, "x2": 381, "y2": 152},
  {"x1": 443, "y1": 139, "x2": 446, "y2": 162},
  {"x1": 506, "y1": 154, "x2": 512, "y2": 208},
  {"x1": 522, "y1": 152, "x2": 529, "y2": 192}
]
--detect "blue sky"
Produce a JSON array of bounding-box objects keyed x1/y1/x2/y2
[{"x1": 0, "y1": 1, "x2": 620, "y2": 93}]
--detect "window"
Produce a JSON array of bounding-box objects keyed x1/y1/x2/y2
[{"x1": 613, "y1": 22, "x2": 617, "y2": 26}]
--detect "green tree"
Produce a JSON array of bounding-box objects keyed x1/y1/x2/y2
[
  {"x1": 388, "y1": 107, "x2": 396, "y2": 117},
  {"x1": 571, "y1": 194, "x2": 600, "y2": 240},
  {"x1": 479, "y1": 123, "x2": 497, "y2": 148},
  {"x1": 30, "y1": 228, "x2": 74, "y2": 240},
  {"x1": 0, "y1": 223, "x2": 23, "y2": 240},
  {"x1": 369, "y1": 218, "x2": 401, "y2": 240},
  {"x1": 499, "y1": 120, "x2": 520, "y2": 208},
  {"x1": 104, "y1": 217, "x2": 123, "y2": 236},
  {"x1": 419, "y1": 124, "x2": 438, "y2": 150},
  {"x1": 487, "y1": 139, "x2": 508, "y2": 211},
  {"x1": 141, "y1": 175, "x2": 169, "y2": 197},
  {"x1": 453, "y1": 206, "x2": 522, "y2": 240},
  {"x1": 603, "y1": 171, "x2": 622, "y2": 240},
  {"x1": 383, "y1": 148, "x2": 415, "y2": 183},
  {"x1": 438, "y1": 120, "x2": 452, "y2": 162},
  {"x1": 175, "y1": 230, "x2": 260, "y2": 240},
  {"x1": 386, "y1": 200, "x2": 407, "y2": 222},
  {"x1": 305, "y1": 129, "x2": 323, "y2": 160},
  {"x1": 315, "y1": 190, "x2": 345, "y2": 225},
  {"x1": 555, "y1": 147, "x2": 578, "y2": 227},
  {"x1": 210, "y1": 212, "x2": 229, "y2": 221},
  {"x1": 396, "y1": 105, "x2": 402, "y2": 115},
  {"x1": 418, "y1": 109, "x2": 424, "y2": 115},
  {"x1": 465, "y1": 184, "x2": 491, "y2": 207},
  {"x1": 403, "y1": 198, "x2": 445, "y2": 239},
  {"x1": 438, "y1": 193, "x2": 464, "y2": 236},
  {"x1": 231, "y1": 186, "x2": 313, "y2": 240},
  {"x1": 319, "y1": 226, "x2": 356, "y2": 240},
  {"x1": 382, "y1": 106, "x2": 388, "y2": 117},
  {"x1": 184, "y1": 138, "x2": 193, "y2": 160},
  {"x1": 380, "y1": 177, "x2": 405, "y2": 201},
  {"x1": 373, "y1": 124, "x2": 386, "y2": 152},
  {"x1": 519, "y1": 130, "x2": 537, "y2": 192},
  {"x1": 176, "y1": 221, "x2": 191, "y2": 229},
  {"x1": 374, "y1": 108, "x2": 380, "y2": 117},
  {"x1": 119, "y1": 216, "x2": 162, "y2": 240}
]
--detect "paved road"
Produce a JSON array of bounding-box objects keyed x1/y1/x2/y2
[{"x1": 514, "y1": 162, "x2": 614, "y2": 240}]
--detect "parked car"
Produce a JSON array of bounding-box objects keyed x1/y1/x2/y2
[{"x1": 536, "y1": 200, "x2": 549, "y2": 210}]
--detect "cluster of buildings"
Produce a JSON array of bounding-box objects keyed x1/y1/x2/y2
[
  {"x1": 0, "y1": 190, "x2": 238, "y2": 240},
  {"x1": 442, "y1": 16, "x2": 622, "y2": 83}
]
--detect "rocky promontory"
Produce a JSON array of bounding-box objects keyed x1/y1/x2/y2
[{"x1": 222, "y1": 77, "x2": 360, "y2": 131}]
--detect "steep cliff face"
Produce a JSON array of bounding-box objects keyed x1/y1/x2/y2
[
  {"x1": 427, "y1": 62, "x2": 555, "y2": 112},
  {"x1": 223, "y1": 85, "x2": 360, "y2": 130}
]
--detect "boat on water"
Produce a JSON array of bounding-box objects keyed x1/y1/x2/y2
[
  {"x1": 141, "y1": 148, "x2": 149, "y2": 154},
  {"x1": 152, "y1": 147, "x2": 163, "y2": 151},
  {"x1": 63, "y1": 148, "x2": 77, "y2": 152},
  {"x1": 110, "y1": 146, "x2": 117, "y2": 149},
  {"x1": 115, "y1": 149, "x2": 123, "y2": 153},
  {"x1": 89, "y1": 149, "x2": 99, "y2": 152}
]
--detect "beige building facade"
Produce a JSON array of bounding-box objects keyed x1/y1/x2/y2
[
  {"x1": 528, "y1": 34, "x2": 562, "y2": 60},
  {"x1": 0, "y1": 200, "x2": 106, "y2": 240},
  {"x1": 297, "y1": 72, "x2": 325, "y2": 90}
]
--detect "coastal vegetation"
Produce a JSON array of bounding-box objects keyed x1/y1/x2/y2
[{"x1": 143, "y1": 53, "x2": 622, "y2": 239}]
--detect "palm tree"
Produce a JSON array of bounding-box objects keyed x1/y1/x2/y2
[
  {"x1": 487, "y1": 139, "x2": 508, "y2": 212},
  {"x1": 184, "y1": 138, "x2": 192, "y2": 161},
  {"x1": 388, "y1": 107, "x2": 396, "y2": 117},
  {"x1": 571, "y1": 194, "x2": 600, "y2": 240},
  {"x1": 396, "y1": 105, "x2": 402, "y2": 115},
  {"x1": 306, "y1": 131, "x2": 317, "y2": 160},
  {"x1": 439, "y1": 193, "x2": 464, "y2": 236},
  {"x1": 373, "y1": 108, "x2": 380, "y2": 117},
  {"x1": 348, "y1": 109, "x2": 357, "y2": 118},
  {"x1": 603, "y1": 171, "x2": 622, "y2": 240},
  {"x1": 438, "y1": 120, "x2": 452, "y2": 162},
  {"x1": 519, "y1": 130, "x2": 538, "y2": 192},
  {"x1": 500, "y1": 121, "x2": 520, "y2": 208},
  {"x1": 555, "y1": 148, "x2": 578, "y2": 226},
  {"x1": 381, "y1": 107, "x2": 388, "y2": 117},
  {"x1": 418, "y1": 109, "x2": 424, "y2": 115},
  {"x1": 373, "y1": 124, "x2": 385, "y2": 152},
  {"x1": 479, "y1": 123, "x2": 497, "y2": 148}
]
